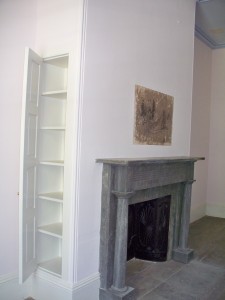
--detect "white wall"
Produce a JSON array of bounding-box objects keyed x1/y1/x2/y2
[
  {"x1": 206, "y1": 48, "x2": 225, "y2": 217},
  {"x1": 0, "y1": 0, "x2": 201, "y2": 295},
  {"x1": 190, "y1": 37, "x2": 212, "y2": 222},
  {"x1": 0, "y1": 0, "x2": 83, "y2": 286},
  {"x1": 190, "y1": 38, "x2": 225, "y2": 221},
  {"x1": 77, "y1": 0, "x2": 196, "y2": 280},
  {"x1": 35, "y1": 0, "x2": 83, "y2": 57},
  {"x1": 0, "y1": 0, "x2": 37, "y2": 277}
]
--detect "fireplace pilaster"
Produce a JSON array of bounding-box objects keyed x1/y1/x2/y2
[
  {"x1": 111, "y1": 191, "x2": 134, "y2": 293},
  {"x1": 172, "y1": 180, "x2": 195, "y2": 263}
]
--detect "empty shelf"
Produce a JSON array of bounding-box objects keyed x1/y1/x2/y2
[
  {"x1": 38, "y1": 192, "x2": 63, "y2": 203},
  {"x1": 39, "y1": 126, "x2": 65, "y2": 130},
  {"x1": 41, "y1": 90, "x2": 67, "y2": 98},
  {"x1": 43, "y1": 54, "x2": 68, "y2": 67},
  {"x1": 38, "y1": 257, "x2": 62, "y2": 276},
  {"x1": 38, "y1": 222, "x2": 62, "y2": 238},
  {"x1": 39, "y1": 160, "x2": 64, "y2": 167}
]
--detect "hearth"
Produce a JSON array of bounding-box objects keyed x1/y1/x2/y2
[{"x1": 97, "y1": 157, "x2": 204, "y2": 300}]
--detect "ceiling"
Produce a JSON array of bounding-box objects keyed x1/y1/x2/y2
[{"x1": 195, "y1": 0, "x2": 225, "y2": 49}]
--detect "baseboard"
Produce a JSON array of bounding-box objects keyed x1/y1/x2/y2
[
  {"x1": 0, "y1": 272, "x2": 32, "y2": 300},
  {"x1": 33, "y1": 271, "x2": 100, "y2": 300},
  {"x1": 71, "y1": 274, "x2": 100, "y2": 300},
  {"x1": 206, "y1": 203, "x2": 225, "y2": 218},
  {"x1": 0, "y1": 272, "x2": 17, "y2": 284},
  {"x1": 0, "y1": 271, "x2": 100, "y2": 300},
  {"x1": 190, "y1": 203, "x2": 206, "y2": 223}
]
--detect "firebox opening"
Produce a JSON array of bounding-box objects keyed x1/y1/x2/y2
[{"x1": 127, "y1": 195, "x2": 171, "y2": 262}]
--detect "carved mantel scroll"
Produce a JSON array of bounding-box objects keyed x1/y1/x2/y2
[{"x1": 96, "y1": 157, "x2": 204, "y2": 300}]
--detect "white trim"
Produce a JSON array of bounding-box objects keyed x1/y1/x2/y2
[
  {"x1": 0, "y1": 273, "x2": 32, "y2": 300},
  {"x1": 0, "y1": 272, "x2": 17, "y2": 284},
  {"x1": 206, "y1": 203, "x2": 225, "y2": 218},
  {"x1": 72, "y1": 273, "x2": 100, "y2": 292},
  {"x1": 34, "y1": 271, "x2": 99, "y2": 300},
  {"x1": 190, "y1": 203, "x2": 206, "y2": 223},
  {"x1": 0, "y1": 271, "x2": 100, "y2": 300},
  {"x1": 71, "y1": 273, "x2": 99, "y2": 300},
  {"x1": 71, "y1": 0, "x2": 89, "y2": 283},
  {"x1": 36, "y1": 269, "x2": 100, "y2": 292},
  {"x1": 35, "y1": 269, "x2": 73, "y2": 291}
]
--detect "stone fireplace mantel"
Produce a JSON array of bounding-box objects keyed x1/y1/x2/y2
[{"x1": 96, "y1": 157, "x2": 204, "y2": 300}]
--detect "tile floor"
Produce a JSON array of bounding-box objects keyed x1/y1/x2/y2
[{"x1": 126, "y1": 216, "x2": 225, "y2": 299}]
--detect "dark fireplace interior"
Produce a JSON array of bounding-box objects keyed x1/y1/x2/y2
[{"x1": 127, "y1": 196, "x2": 171, "y2": 262}]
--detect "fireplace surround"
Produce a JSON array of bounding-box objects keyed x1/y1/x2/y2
[{"x1": 97, "y1": 157, "x2": 204, "y2": 300}]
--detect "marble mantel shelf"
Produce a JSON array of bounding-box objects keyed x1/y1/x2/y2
[
  {"x1": 97, "y1": 156, "x2": 204, "y2": 300},
  {"x1": 96, "y1": 156, "x2": 205, "y2": 165}
]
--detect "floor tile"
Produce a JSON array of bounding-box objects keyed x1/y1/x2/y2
[
  {"x1": 140, "y1": 282, "x2": 196, "y2": 300},
  {"x1": 126, "y1": 216, "x2": 225, "y2": 300},
  {"x1": 165, "y1": 261, "x2": 225, "y2": 298}
]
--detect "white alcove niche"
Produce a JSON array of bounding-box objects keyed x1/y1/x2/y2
[{"x1": 19, "y1": 48, "x2": 76, "y2": 285}]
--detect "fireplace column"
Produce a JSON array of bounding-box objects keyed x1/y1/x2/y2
[
  {"x1": 110, "y1": 191, "x2": 135, "y2": 298},
  {"x1": 173, "y1": 180, "x2": 195, "y2": 263}
]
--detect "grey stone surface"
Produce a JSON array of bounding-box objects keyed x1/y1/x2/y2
[
  {"x1": 99, "y1": 164, "x2": 116, "y2": 290},
  {"x1": 189, "y1": 216, "x2": 225, "y2": 267},
  {"x1": 172, "y1": 248, "x2": 194, "y2": 263},
  {"x1": 100, "y1": 286, "x2": 135, "y2": 300},
  {"x1": 97, "y1": 157, "x2": 203, "y2": 299},
  {"x1": 128, "y1": 260, "x2": 225, "y2": 300},
  {"x1": 178, "y1": 181, "x2": 194, "y2": 249},
  {"x1": 125, "y1": 216, "x2": 225, "y2": 300},
  {"x1": 141, "y1": 282, "x2": 197, "y2": 300},
  {"x1": 111, "y1": 192, "x2": 133, "y2": 291},
  {"x1": 96, "y1": 157, "x2": 204, "y2": 165}
]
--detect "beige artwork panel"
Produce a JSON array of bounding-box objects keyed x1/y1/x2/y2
[{"x1": 134, "y1": 85, "x2": 174, "y2": 145}]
